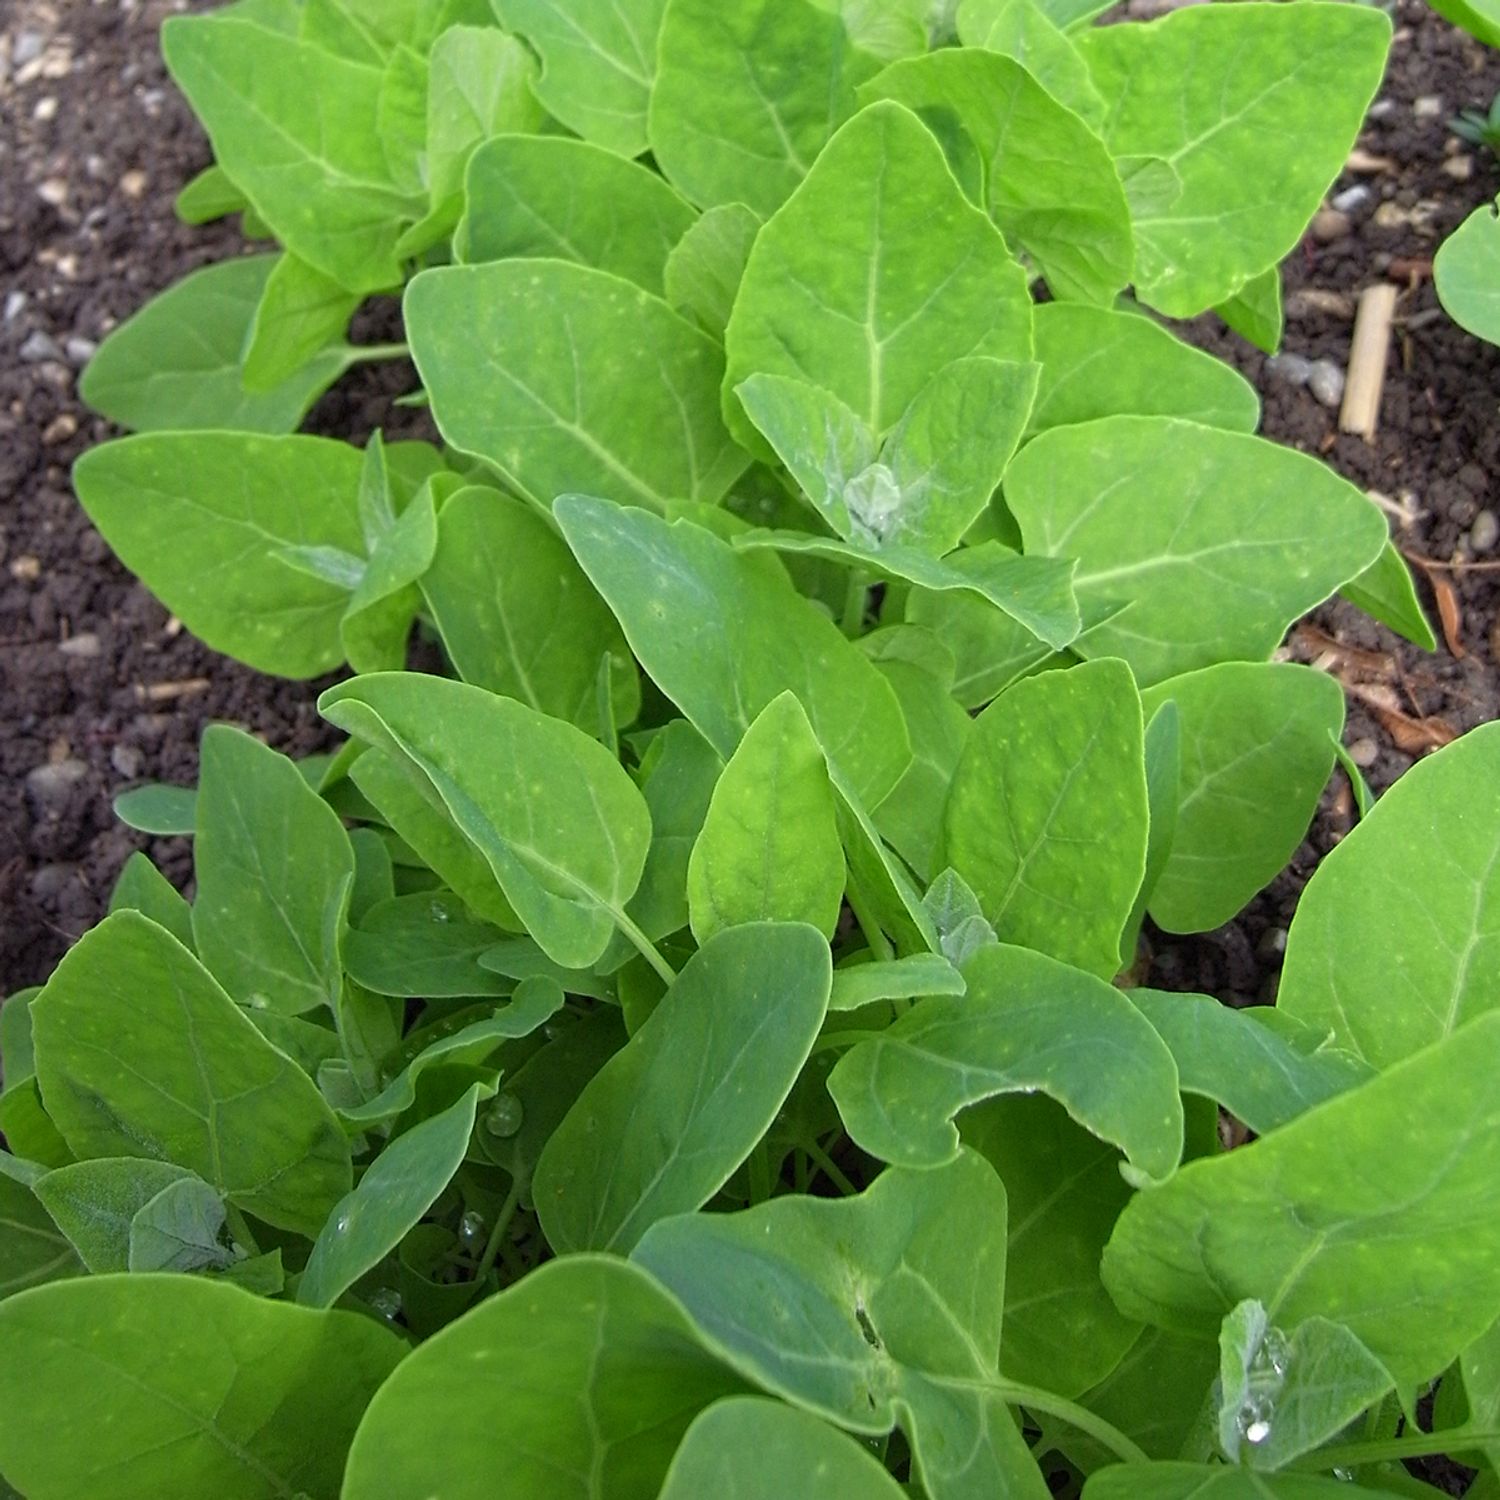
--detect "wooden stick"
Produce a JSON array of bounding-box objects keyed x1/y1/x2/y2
[{"x1": 1339, "y1": 283, "x2": 1398, "y2": 440}]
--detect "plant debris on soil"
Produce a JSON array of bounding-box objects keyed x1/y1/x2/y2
[{"x1": 3, "y1": 0, "x2": 1499, "y2": 1049}]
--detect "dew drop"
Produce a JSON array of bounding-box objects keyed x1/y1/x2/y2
[
  {"x1": 1245, "y1": 1419, "x2": 1271, "y2": 1445},
  {"x1": 369, "y1": 1287, "x2": 402, "y2": 1322},
  {"x1": 429, "y1": 900, "x2": 451, "y2": 923},
  {"x1": 458, "y1": 1210, "x2": 486, "y2": 1249},
  {"x1": 483, "y1": 1094, "x2": 524, "y2": 1139},
  {"x1": 335, "y1": 1211, "x2": 352, "y2": 1235},
  {"x1": 247, "y1": 993, "x2": 271, "y2": 1010}
]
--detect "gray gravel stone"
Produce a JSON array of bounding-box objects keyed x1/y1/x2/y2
[
  {"x1": 1308, "y1": 359, "x2": 1346, "y2": 408},
  {"x1": 19, "y1": 331, "x2": 63, "y2": 363}
]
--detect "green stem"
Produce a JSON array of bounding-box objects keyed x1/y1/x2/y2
[
  {"x1": 344, "y1": 341, "x2": 411, "y2": 364},
  {"x1": 225, "y1": 1205, "x2": 261, "y2": 1257},
  {"x1": 747, "y1": 1143, "x2": 772, "y2": 1205},
  {"x1": 613, "y1": 908, "x2": 678, "y2": 985},
  {"x1": 841, "y1": 569, "x2": 871, "y2": 637},
  {"x1": 1290, "y1": 1426, "x2": 1500, "y2": 1472},
  {"x1": 473, "y1": 1175, "x2": 525, "y2": 1287},
  {"x1": 846, "y1": 883, "x2": 894, "y2": 963},
  {"x1": 973, "y1": 1380, "x2": 1151, "y2": 1468},
  {"x1": 804, "y1": 1138, "x2": 859, "y2": 1197}
]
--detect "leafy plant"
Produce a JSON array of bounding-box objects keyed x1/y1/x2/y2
[
  {"x1": 1450, "y1": 92, "x2": 1500, "y2": 156},
  {"x1": 13, "y1": 0, "x2": 1500, "y2": 1495}
]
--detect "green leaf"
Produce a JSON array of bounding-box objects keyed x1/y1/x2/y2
[
  {"x1": 0, "y1": 1176, "x2": 78, "y2": 1299},
  {"x1": 321, "y1": 673, "x2": 652, "y2": 969},
  {"x1": 1083, "y1": 1465, "x2": 1393, "y2": 1498},
  {"x1": 859, "y1": 49, "x2": 1132, "y2": 307},
  {"x1": 108, "y1": 853, "x2": 194, "y2": 951},
  {"x1": 461, "y1": 135, "x2": 694, "y2": 295},
  {"x1": 649, "y1": 0, "x2": 881, "y2": 216},
  {"x1": 536, "y1": 922, "x2": 831, "y2": 1253},
  {"x1": 340, "y1": 475, "x2": 439, "y2": 673},
  {"x1": 342, "y1": 1255, "x2": 745, "y2": 1499},
  {"x1": 687, "y1": 693, "x2": 845, "y2": 942},
  {"x1": 1027, "y1": 303, "x2": 1259, "y2": 437},
  {"x1": 1123, "y1": 700, "x2": 1180, "y2": 959},
  {"x1": 0, "y1": 991, "x2": 38, "y2": 1092},
  {"x1": 127, "y1": 1176, "x2": 234, "y2": 1273},
  {"x1": 723, "y1": 100, "x2": 1032, "y2": 452},
  {"x1": 1102, "y1": 1010, "x2": 1500, "y2": 1390},
  {"x1": 192, "y1": 725, "x2": 354, "y2": 1015},
  {"x1": 1076, "y1": 2, "x2": 1391, "y2": 316},
  {"x1": 555, "y1": 496, "x2": 912, "y2": 810},
  {"x1": 111, "y1": 782, "x2": 197, "y2": 835},
  {"x1": 955, "y1": 0, "x2": 1105, "y2": 125},
  {"x1": 634, "y1": 1153, "x2": 1051, "y2": 1500},
  {"x1": 0, "y1": 1274, "x2": 403, "y2": 1500},
  {"x1": 162, "y1": 17, "x2": 421, "y2": 292},
  {"x1": 1437, "y1": 202, "x2": 1500, "y2": 344},
  {"x1": 242, "y1": 252, "x2": 361, "y2": 392},
  {"x1": 300, "y1": 1082, "x2": 488, "y2": 1308},
  {"x1": 664, "y1": 202, "x2": 763, "y2": 339},
  {"x1": 35, "y1": 1160, "x2": 198, "y2": 1274},
  {"x1": 31, "y1": 913, "x2": 350, "y2": 1237},
  {"x1": 406, "y1": 261, "x2": 747, "y2": 509},
  {"x1": 943, "y1": 658, "x2": 1147, "y2": 977},
  {"x1": 175, "y1": 164, "x2": 248, "y2": 224},
  {"x1": 830, "y1": 953, "x2": 964, "y2": 1011},
  {"x1": 344, "y1": 891, "x2": 513, "y2": 998},
  {"x1": 1216, "y1": 265, "x2": 1284, "y2": 354},
  {"x1": 829, "y1": 943, "x2": 1183, "y2": 1184},
  {"x1": 1278, "y1": 722, "x2": 1500, "y2": 1070},
  {"x1": 74, "y1": 433, "x2": 367, "y2": 678},
  {"x1": 1341, "y1": 539, "x2": 1437, "y2": 652},
  {"x1": 79, "y1": 257, "x2": 346, "y2": 433},
  {"x1": 659, "y1": 1397, "x2": 907, "y2": 1498},
  {"x1": 904, "y1": 586, "x2": 1054, "y2": 708},
  {"x1": 1070, "y1": 1327, "x2": 1217, "y2": 1467},
  {"x1": 1140, "y1": 664, "x2": 1344, "y2": 934},
  {"x1": 490, "y1": 0, "x2": 665, "y2": 157},
  {"x1": 420, "y1": 486, "x2": 640, "y2": 731},
  {"x1": 921, "y1": 867, "x2": 999, "y2": 966},
  {"x1": 1005, "y1": 417, "x2": 1388, "y2": 687}
]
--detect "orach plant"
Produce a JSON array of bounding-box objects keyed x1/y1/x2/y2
[{"x1": 9, "y1": 1, "x2": 1500, "y2": 1496}]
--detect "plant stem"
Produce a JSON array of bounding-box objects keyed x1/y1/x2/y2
[
  {"x1": 841, "y1": 569, "x2": 871, "y2": 637},
  {"x1": 804, "y1": 1138, "x2": 859, "y2": 1196},
  {"x1": 473, "y1": 1175, "x2": 525, "y2": 1287},
  {"x1": 613, "y1": 909, "x2": 678, "y2": 985},
  {"x1": 344, "y1": 341, "x2": 411, "y2": 365},
  {"x1": 954, "y1": 1377, "x2": 1150, "y2": 1467},
  {"x1": 846, "y1": 883, "x2": 895, "y2": 962},
  {"x1": 1290, "y1": 1426, "x2": 1500, "y2": 1471}
]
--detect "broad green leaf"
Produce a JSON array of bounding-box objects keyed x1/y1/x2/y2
[
  {"x1": 1123, "y1": 700, "x2": 1180, "y2": 959},
  {"x1": 407, "y1": 261, "x2": 747, "y2": 509},
  {"x1": 1102, "y1": 1010, "x2": 1500, "y2": 1389},
  {"x1": 1216, "y1": 1299, "x2": 1393, "y2": 1469},
  {"x1": 0, "y1": 1176, "x2": 78, "y2": 1299},
  {"x1": 830, "y1": 953, "x2": 964, "y2": 1011},
  {"x1": 956, "y1": 0, "x2": 1104, "y2": 125},
  {"x1": 1069, "y1": 1327, "x2": 1217, "y2": 1467},
  {"x1": 321, "y1": 674, "x2": 652, "y2": 969},
  {"x1": 300, "y1": 0, "x2": 496, "y2": 56},
  {"x1": 536, "y1": 923, "x2": 831, "y2": 1252},
  {"x1": 31, "y1": 914, "x2": 350, "y2": 1236},
  {"x1": 664, "y1": 202, "x2": 763, "y2": 339},
  {"x1": 108, "y1": 853, "x2": 193, "y2": 951},
  {"x1": 904, "y1": 586, "x2": 1054, "y2": 708},
  {"x1": 555, "y1": 496, "x2": 912, "y2": 809},
  {"x1": 127, "y1": 1177, "x2": 234, "y2": 1273},
  {"x1": 943, "y1": 658, "x2": 1147, "y2": 977},
  {"x1": 242, "y1": 252, "x2": 361, "y2": 392},
  {"x1": 687, "y1": 694, "x2": 845, "y2": 942},
  {"x1": 650, "y1": 0, "x2": 881, "y2": 216},
  {"x1": 1216, "y1": 265, "x2": 1284, "y2": 355},
  {"x1": 859, "y1": 50, "x2": 1132, "y2": 306},
  {"x1": 462, "y1": 135, "x2": 695, "y2": 295},
  {"x1": 162, "y1": 17, "x2": 422, "y2": 292},
  {"x1": 0, "y1": 1274, "x2": 404, "y2": 1500},
  {"x1": 300, "y1": 1083, "x2": 488, "y2": 1308},
  {"x1": 830, "y1": 943, "x2": 1183, "y2": 1184},
  {"x1": 0, "y1": 991, "x2": 38, "y2": 1091},
  {"x1": 192, "y1": 725, "x2": 354, "y2": 1015},
  {"x1": 1027, "y1": 303, "x2": 1260, "y2": 437},
  {"x1": 1077, "y1": 3, "x2": 1391, "y2": 316},
  {"x1": 1083, "y1": 1466, "x2": 1393, "y2": 1499},
  {"x1": 635, "y1": 1154, "x2": 1051, "y2": 1500},
  {"x1": 0, "y1": 1084, "x2": 70, "y2": 1170},
  {"x1": 175, "y1": 163, "x2": 248, "y2": 223},
  {"x1": 1140, "y1": 664, "x2": 1344, "y2": 934},
  {"x1": 723, "y1": 100, "x2": 1032, "y2": 452},
  {"x1": 1278, "y1": 723, "x2": 1500, "y2": 1070},
  {"x1": 344, "y1": 891, "x2": 513, "y2": 998},
  {"x1": 342, "y1": 1255, "x2": 744, "y2": 1499},
  {"x1": 1127, "y1": 993, "x2": 1372, "y2": 1138},
  {"x1": 421, "y1": 486, "x2": 640, "y2": 731},
  {"x1": 659, "y1": 1398, "x2": 907, "y2": 1499},
  {"x1": 963, "y1": 1094, "x2": 1138, "y2": 1397},
  {"x1": 1006, "y1": 418, "x2": 1389, "y2": 687},
  {"x1": 79, "y1": 256, "x2": 345, "y2": 433},
  {"x1": 74, "y1": 433, "x2": 367, "y2": 678},
  {"x1": 1437, "y1": 202, "x2": 1500, "y2": 344},
  {"x1": 1340, "y1": 540, "x2": 1437, "y2": 653},
  {"x1": 110, "y1": 782, "x2": 196, "y2": 835}
]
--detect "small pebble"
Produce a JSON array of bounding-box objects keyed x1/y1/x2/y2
[
  {"x1": 1373, "y1": 201, "x2": 1410, "y2": 229},
  {"x1": 1347, "y1": 738, "x2": 1380, "y2": 768},
  {"x1": 1471, "y1": 509, "x2": 1499, "y2": 553},
  {"x1": 33, "y1": 96, "x2": 57, "y2": 123},
  {"x1": 110, "y1": 744, "x2": 144, "y2": 780},
  {"x1": 64, "y1": 336, "x2": 97, "y2": 366},
  {"x1": 1311, "y1": 206, "x2": 1352, "y2": 242},
  {"x1": 26, "y1": 759, "x2": 90, "y2": 808},
  {"x1": 10, "y1": 555, "x2": 41, "y2": 581},
  {"x1": 1308, "y1": 359, "x2": 1346, "y2": 408},
  {"x1": 1266, "y1": 352, "x2": 1315, "y2": 386},
  {"x1": 1443, "y1": 155, "x2": 1475, "y2": 182},
  {"x1": 30, "y1": 864, "x2": 76, "y2": 902},
  {"x1": 120, "y1": 169, "x2": 148, "y2": 200},
  {"x1": 42, "y1": 413, "x2": 77, "y2": 445},
  {"x1": 4, "y1": 291, "x2": 28, "y2": 323},
  {"x1": 1414, "y1": 94, "x2": 1444, "y2": 119},
  {"x1": 12, "y1": 30, "x2": 45, "y2": 68},
  {"x1": 36, "y1": 178, "x2": 68, "y2": 209},
  {"x1": 1255, "y1": 926, "x2": 1288, "y2": 964},
  {"x1": 59, "y1": 632, "x2": 100, "y2": 659},
  {"x1": 1368, "y1": 97, "x2": 1396, "y2": 120},
  {"x1": 20, "y1": 331, "x2": 62, "y2": 363},
  {"x1": 1330, "y1": 184, "x2": 1370, "y2": 213}
]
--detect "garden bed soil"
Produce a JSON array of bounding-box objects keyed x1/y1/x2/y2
[{"x1": 3, "y1": 0, "x2": 1500, "y2": 1028}]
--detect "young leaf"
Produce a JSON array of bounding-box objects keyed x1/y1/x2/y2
[
  {"x1": 905, "y1": 586, "x2": 1056, "y2": 709},
  {"x1": 1122, "y1": 700, "x2": 1180, "y2": 959},
  {"x1": 1076, "y1": 2, "x2": 1391, "y2": 316},
  {"x1": 1216, "y1": 265, "x2": 1284, "y2": 355},
  {"x1": 321, "y1": 674, "x2": 652, "y2": 969},
  {"x1": 110, "y1": 782, "x2": 197, "y2": 836},
  {"x1": 687, "y1": 693, "x2": 845, "y2": 942},
  {"x1": 192, "y1": 725, "x2": 354, "y2": 1015},
  {"x1": 659, "y1": 1398, "x2": 907, "y2": 1499},
  {"x1": 242, "y1": 252, "x2": 361, "y2": 393},
  {"x1": 921, "y1": 868, "x2": 999, "y2": 967},
  {"x1": 535, "y1": 922, "x2": 832, "y2": 1253},
  {"x1": 406, "y1": 261, "x2": 747, "y2": 509},
  {"x1": 175, "y1": 163, "x2": 248, "y2": 224},
  {"x1": 1340, "y1": 539, "x2": 1438, "y2": 653},
  {"x1": 830, "y1": 953, "x2": 965, "y2": 1012},
  {"x1": 830, "y1": 943, "x2": 1183, "y2": 1184},
  {"x1": 31, "y1": 914, "x2": 351, "y2": 1237},
  {"x1": 956, "y1": 0, "x2": 1105, "y2": 125},
  {"x1": 1102, "y1": 1010, "x2": 1500, "y2": 1390},
  {"x1": 943, "y1": 658, "x2": 1148, "y2": 978},
  {"x1": 126, "y1": 1176, "x2": 234, "y2": 1274},
  {"x1": 723, "y1": 100, "x2": 1032, "y2": 452},
  {"x1": 74, "y1": 433, "x2": 367, "y2": 678},
  {"x1": 1278, "y1": 722, "x2": 1500, "y2": 1070},
  {"x1": 634, "y1": 1153, "x2": 1051, "y2": 1500},
  {"x1": 1437, "y1": 202, "x2": 1500, "y2": 344},
  {"x1": 1027, "y1": 303, "x2": 1260, "y2": 437},
  {"x1": 420, "y1": 486, "x2": 640, "y2": 732},
  {"x1": 859, "y1": 50, "x2": 1133, "y2": 307},
  {"x1": 555, "y1": 496, "x2": 912, "y2": 809},
  {"x1": 79, "y1": 256, "x2": 346, "y2": 434},
  {"x1": 0, "y1": 1275, "x2": 404, "y2": 1500},
  {"x1": 108, "y1": 853, "x2": 194, "y2": 952},
  {"x1": 0, "y1": 1176, "x2": 79, "y2": 1300},
  {"x1": 461, "y1": 135, "x2": 695, "y2": 295},
  {"x1": 1140, "y1": 663, "x2": 1345, "y2": 934},
  {"x1": 1005, "y1": 417, "x2": 1389, "y2": 687},
  {"x1": 664, "y1": 202, "x2": 763, "y2": 339},
  {"x1": 342, "y1": 1256, "x2": 746, "y2": 1500},
  {"x1": 344, "y1": 891, "x2": 513, "y2": 999},
  {"x1": 490, "y1": 0, "x2": 666, "y2": 158}
]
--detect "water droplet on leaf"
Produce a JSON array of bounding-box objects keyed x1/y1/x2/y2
[
  {"x1": 458, "y1": 1210, "x2": 486, "y2": 1249},
  {"x1": 369, "y1": 1287, "x2": 402, "y2": 1321},
  {"x1": 429, "y1": 900, "x2": 451, "y2": 923},
  {"x1": 483, "y1": 1094, "x2": 524, "y2": 1139}
]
